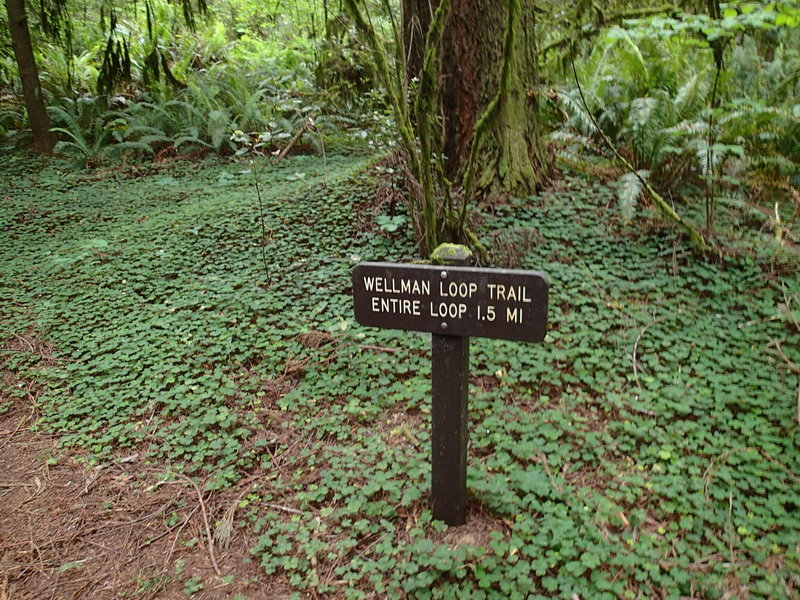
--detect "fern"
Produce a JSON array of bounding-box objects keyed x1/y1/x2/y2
[
  {"x1": 556, "y1": 89, "x2": 598, "y2": 136},
  {"x1": 557, "y1": 31, "x2": 713, "y2": 188},
  {"x1": 750, "y1": 153, "x2": 798, "y2": 177},
  {"x1": 49, "y1": 104, "x2": 113, "y2": 166},
  {"x1": 549, "y1": 130, "x2": 596, "y2": 150},
  {"x1": 616, "y1": 170, "x2": 650, "y2": 222},
  {"x1": 0, "y1": 107, "x2": 24, "y2": 133},
  {"x1": 207, "y1": 108, "x2": 233, "y2": 152},
  {"x1": 629, "y1": 96, "x2": 658, "y2": 131},
  {"x1": 674, "y1": 72, "x2": 709, "y2": 122},
  {"x1": 173, "y1": 128, "x2": 211, "y2": 150}
]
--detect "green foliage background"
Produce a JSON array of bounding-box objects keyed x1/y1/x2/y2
[
  {"x1": 1, "y1": 146, "x2": 798, "y2": 597},
  {"x1": 2, "y1": 0, "x2": 800, "y2": 597}
]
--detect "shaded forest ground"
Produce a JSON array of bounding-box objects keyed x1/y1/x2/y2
[{"x1": 1, "y1": 148, "x2": 799, "y2": 599}]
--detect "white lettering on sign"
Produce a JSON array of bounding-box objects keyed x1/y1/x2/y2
[
  {"x1": 476, "y1": 305, "x2": 496, "y2": 321},
  {"x1": 506, "y1": 307, "x2": 522, "y2": 324},
  {"x1": 364, "y1": 278, "x2": 534, "y2": 324},
  {"x1": 486, "y1": 284, "x2": 532, "y2": 303},
  {"x1": 363, "y1": 276, "x2": 430, "y2": 296},
  {"x1": 430, "y1": 302, "x2": 468, "y2": 319},
  {"x1": 371, "y1": 296, "x2": 422, "y2": 315},
  {"x1": 439, "y1": 281, "x2": 478, "y2": 299}
]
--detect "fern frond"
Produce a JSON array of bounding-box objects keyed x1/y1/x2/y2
[
  {"x1": 556, "y1": 89, "x2": 597, "y2": 135},
  {"x1": 53, "y1": 140, "x2": 86, "y2": 156},
  {"x1": 549, "y1": 130, "x2": 595, "y2": 149},
  {"x1": 694, "y1": 140, "x2": 728, "y2": 175},
  {"x1": 674, "y1": 72, "x2": 709, "y2": 122},
  {"x1": 122, "y1": 125, "x2": 168, "y2": 138},
  {"x1": 106, "y1": 141, "x2": 156, "y2": 155},
  {"x1": 617, "y1": 30, "x2": 649, "y2": 87},
  {"x1": 173, "y1": 134, "x2": 211, "y2": 149},
  {"x1": 630, "y1": 97, "x2": 658, "y2": 130},
  {"x1": 616, "y1": 170, "x2": 650, "y2": 222},
  {"x1": 49, "y1": 126, "x2": 86, "y2": 147},
  {"x1": 750, "y1": 153, "x2": 798, "y2": 176},
  {"x1": 138, "y1": 134, "x2": 173, "y2": 146},
  {"x1": 47, "y1": 105, "x2": 83, "y2": 135}
]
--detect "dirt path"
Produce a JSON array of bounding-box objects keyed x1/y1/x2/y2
[{"x1": 0, "y1": 336, "x2": 284, "y2": 600}]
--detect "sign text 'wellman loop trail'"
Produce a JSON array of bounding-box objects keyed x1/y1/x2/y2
[{"x1": 352, "y1": 262, "x2": 549, "y2": 342}]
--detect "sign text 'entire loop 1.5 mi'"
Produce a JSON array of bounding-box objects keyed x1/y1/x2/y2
[{"x1": 352, "y1": 262, "x2": 548, "y2": 342}]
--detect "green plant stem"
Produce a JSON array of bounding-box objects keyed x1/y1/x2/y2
[
  {"x1": 412, "y1": 0, "x2": 451, "y2": 252},
  {"x1": 252, "y1": 162, "x2": 271, "y2": 280},
  {"x1": 705, "y1": 49, "x2": 725, "y2": 235},
  {"x1": 343, "y1": 0, "x2": 417, "y2": 175},
  {"x1": 344, "y1": 0, "x2": 458, "y2": 256}
]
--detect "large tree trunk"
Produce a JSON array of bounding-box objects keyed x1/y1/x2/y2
[
  {"x1": 402, "y1": 0, "x2": 433, "y2": 81},
  {"x1": 4, "y1": 0, "x2": 57, "y2": 154},
  {"x1": 403, "y1": 0, "x2": 547, "y2": 199}
]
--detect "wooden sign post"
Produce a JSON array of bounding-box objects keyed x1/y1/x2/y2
[{"x1": 352, "y1": 253, "x2": 548, "y2": 525}]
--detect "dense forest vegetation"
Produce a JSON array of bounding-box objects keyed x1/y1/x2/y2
[
  {"x1": 1, "y1": 1, "x2": 799, "y2": 599},
  {"x1": 2, "y1": 0, "x2": 799, "y2": 256}
]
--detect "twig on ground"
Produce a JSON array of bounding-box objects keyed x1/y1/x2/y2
[
  {"x1": 0, "y1": 404, "x2": 37, "y2": 450},
  {"x1": 96, "y1": 502, "x2": 174, "y2": 531},
  {"x1": 358, "y1": 344, "x2": 400, "y2": 353},
  {"x1": 275, "y1": 118, "x2": 313, "y2": 163},
  {"x1": 19, "y1": 476, "x2": 45, "y2": 506},
  {"x1": 143, "y1": 471, "x2": 222, "y2": 576},
  {"x1": 628, "y1": 404, "x2": 657, "y2": 417},
  {"x1": 162, "y1": 506, "x2": 199, "y2": 572},
  {"x1": 738, "y1": 315, "x2": 780, "y2": 329},
  {"x1": 266, "y1": 503, "x2": 304, "y2": 516},
  {"x1": 768, "y1": 340, "x2": 800, "y2": 374},
  {"x1": 170, "y1": 473, "x2": 222, "y2": 576},
  {"x1": 11, "y1": 333, "x2": 35, "y2": 353}
]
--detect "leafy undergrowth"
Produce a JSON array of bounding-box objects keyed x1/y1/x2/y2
[{"x1": 1, "y1": 150, "x2": 799, "y2": 599}]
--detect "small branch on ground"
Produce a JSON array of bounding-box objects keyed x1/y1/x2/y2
[
  {"x1": 266, "y1": 503, "x2": 304, "y2": 516},
  {"x1": 147, "y1": 472, "x2": 222, "y2": 576},
  {"x1": 163, "y1": 505, "x2": 199, "y2": 572},
  {"x1": 358, "y1": 344, "x2": 400, "y2": 353}
]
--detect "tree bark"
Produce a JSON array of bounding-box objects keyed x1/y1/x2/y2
[
  {"x1": 404, "y1": 0, "x2": 547, "y2": 199},
  {"x1": 402, "y1": 0, "x2": 433, "y2": 82},
  {"x1": 4, "y1": 0, "x2": 57, "y2": 154}
]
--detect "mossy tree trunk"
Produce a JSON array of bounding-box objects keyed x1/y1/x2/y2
[
  {"x1": 403, "y1": 0, "x2": 548, "y2": 200},
  {"x1": 4, "y1": 0, "x2": 57, "y2": 154},
  {"x1": 402, "y1": 0, "x2": 433, "y2": 81}
]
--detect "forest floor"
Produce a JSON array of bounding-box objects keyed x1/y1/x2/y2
[
  {"x1": 1, "y1": 147, "x2": 799, "y2": 600},
  {"x1": 0, "y1": 389, "x2": 281, "y2": 600}
]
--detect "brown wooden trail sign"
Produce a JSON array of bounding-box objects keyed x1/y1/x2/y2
[
  {"x1": 353, "y1": 262, "x2": 548, "y2": 342},
  {"x1": 353, "y1": 258, "x2": 549, "y2": 526}
]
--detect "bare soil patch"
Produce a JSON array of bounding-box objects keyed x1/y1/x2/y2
[
  {"x1": 0, "y1": 408, "x2": 293, "y2": 600},
  {"x1": 0, "y1": 336, "x2": 288, "y2": 600}
]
